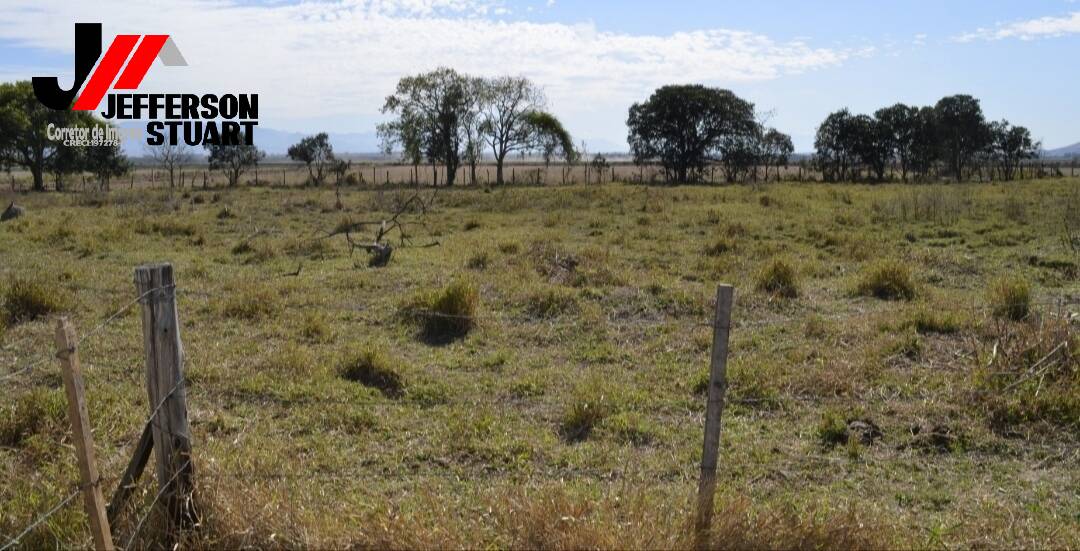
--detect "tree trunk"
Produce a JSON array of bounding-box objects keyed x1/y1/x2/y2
[
  {"x1": 31, "y1": 166, "x2": 45, "y2": 192},
  {"x1": 495, "y1": 155, "x2": 506, "y2": 186}
]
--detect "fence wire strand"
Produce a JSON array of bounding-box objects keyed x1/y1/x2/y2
[
  {"x1": 2, "y1": 275, "x2": 1076, "y2": 546},
  {"x1": 0, "y1": 486, "x2": 82, "y2": 551}
]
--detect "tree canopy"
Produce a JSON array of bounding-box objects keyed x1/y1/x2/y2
[
  {"x1": 815, "y1": 94, "x2": 1036, "y2": 182},
  {"x1": 627, "y1": 85, "x2": 760, "y2": 183},
  {"x1": 288, "y1": 132, "x2": 336, "y2": 185},
  {"x1": 0, "y1": 80, "x2": 126, "y2": 191},
  {"x1": 205, "y1": 132, "x2": 264, "y2": 187}
]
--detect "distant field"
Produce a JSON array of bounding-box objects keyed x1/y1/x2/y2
[
  {"x1": 6, "y1": 159, "x2": 1078, "y2": 192},
  {"x1": 1, "y1": 179, "x2": 1077, "y2": 548},
  {"x1": 0, "y1": 161, "x2": 889, "y2": 190}
]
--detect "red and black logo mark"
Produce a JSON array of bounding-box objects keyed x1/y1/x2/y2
[{"x1": 33, "y1": 23, "x2": 186, "y2": 111}]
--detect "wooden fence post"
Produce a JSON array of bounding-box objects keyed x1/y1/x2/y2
[
  {"x1": 695, "y1": 284, "x2": 734, "y2": 544},
  {"x1": 134, "y1": 263, "x2": 196, "y2": 536},
  {"x1": 55, "y1": 318, "x2": 115, "y2": 551}
]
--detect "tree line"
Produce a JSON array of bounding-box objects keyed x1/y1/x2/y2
[
  {"x1": 0, "y1": 74, "x2": 1052, "y2": 192},
  {"x1": 814, "y1": 95, "x2": 1040, "y2": 183},
  {"x1": 0, "y1": 80, "x2": 265, "y2": 190}
]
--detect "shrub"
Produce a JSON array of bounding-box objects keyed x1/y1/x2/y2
[
  {"x1": 2, "y1": 278, "x2": 70, "y2": 324},
  {"x1": 855, "y1": 260, "x2": 916, "y2": 301},
  {"x1": 525, "y1": 287, "x2": 578, "y2": 319},
  {"x1": 988, "y1": 276, "x2": 1031, "y2": 321},
  {"x1": 338, "y1": 346, "x2": 405, "y2": 398},
  {"x1": 755, "y1": 259, "x2": 799, "y2": 298},
  {"x1": 402, "y1": 279, "x2": 479, "y2": 343}
]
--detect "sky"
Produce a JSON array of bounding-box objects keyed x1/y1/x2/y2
[{"x1": 0, "y1": 0, "x2": 1078, "y2": 152}]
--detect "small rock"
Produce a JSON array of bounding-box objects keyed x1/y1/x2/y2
[{"x1": 1, "y1": 202, "x2": 25, "y2": 222}]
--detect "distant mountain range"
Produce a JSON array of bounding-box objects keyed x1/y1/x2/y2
[
  {"x1": 1043, "y1": 143, "x2": 1080, "y2": 159},
  {"x1": 118, "y1": 122, "x2": 629, "y2": 158},
  {"x1": 118, "y1": 123, "x2": 381, "y2": 157}
]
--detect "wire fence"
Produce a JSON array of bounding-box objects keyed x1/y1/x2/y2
[{"x1": 1, "y1": 272, "x2": 1076, "y2": 549}]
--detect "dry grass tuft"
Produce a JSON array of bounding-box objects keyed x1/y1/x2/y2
[
  {"x1": 338, "y1": 346, "x2": 405, "y2": 398},
  {"x1": 402, "y1": 279, "x2": 479, "y2": 343},
  {"x1": 988, "y1": 276, "x2": 1031, "y2": 321},
  {"x1": 855, "y1": 260, "x2": 916, "y2": 301},
  {"x1": 1, "y1": 277, "x2": 70, "y2": 324},
  {"x1": 754, "y1": 259, "x2": 799, "y2": 298}
]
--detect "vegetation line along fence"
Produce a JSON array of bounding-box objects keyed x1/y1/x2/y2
[
  {"x1": 0, "y1": 262, "x2": 740, "y2": 549},
  {"x1": 2, "y1": 264, "x2": 194, "y2": 551}
]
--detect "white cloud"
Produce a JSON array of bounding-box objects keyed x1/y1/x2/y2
[
  {"x1": 954, "y1": 11, "x2": 1080, "y2": 42},
  {"x1": 0, "y1": 0, "x2": 854, "y2": 144}
]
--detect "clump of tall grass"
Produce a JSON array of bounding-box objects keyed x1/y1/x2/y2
[
  {"x1": 987, "y1": 276, "x2": 1031, "y2": 321},
  {"x1": 401, "y1": 279, "x2": 479, "y2": 343},
  {"x1": 560, "y1": 380, "x2": 610, "y2": 443},
  {"x1": 855, "y1": 260, "x2": 916, "y2": 301},
  {"x1": 337, "y1": 346, "x2": 405, "y2": 398},
  {"x1": 2, "y1": 278, "x2": 71, "y2": 324},
  {"x1": 755, "y1": 259, "x2": 799, "y2": 298}
]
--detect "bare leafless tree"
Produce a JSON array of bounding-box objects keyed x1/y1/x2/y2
[{"x1": 146, "y1": 143, "x2": 193, "y2": 187}]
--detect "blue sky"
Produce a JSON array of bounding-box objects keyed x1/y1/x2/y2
[{"x1": 0, "y1": 0, "x2": 1078, "y2": 151}]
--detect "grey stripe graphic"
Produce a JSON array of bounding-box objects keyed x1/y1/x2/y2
[{"x1": 158, "y1": 37, "x2": 187, "y2": 66}]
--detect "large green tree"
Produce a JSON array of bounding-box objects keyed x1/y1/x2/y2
[
  {"x1": 814, "y1": 109, "x2": 861, "y2": 182},
  {"x1": 761, "y1": 128, "x2": 794, "y2": 182},
  {"x1": 287, "y1": 132, "x2": 336, "y2": 185},
  {"x1": 0, "y1": 80, "x2": 93, "y2": 191},
  {"x1": 380, "y1": 68, "x2": 473, "y2": 186},
  {"x1": 874, "y1": 103, "x2": 918, "y2": 182},
  {"x1": 205, "y1": 132, "x2": 264, "y2": 187},
  {"x1": 84, "y1": 138, "x2": 131, "y2": 191},
  {"x1": 935, "y1": 94, "x2": 991, "y2": 182},
  {"x1": 988, "y1": 120, "x2": 1039, "y2": 181},
  {"x1": 627, "y1": 85, "x2": 758, "y2": 183},
  {"x1": 477, "y1": 76, "x2": 547, "y2": 186}
]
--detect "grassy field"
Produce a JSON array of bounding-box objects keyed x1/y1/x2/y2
[{"x1": 1, "y1": 178, "x2": 1078, "y2": 549}]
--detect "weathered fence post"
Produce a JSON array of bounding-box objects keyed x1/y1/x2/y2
[
  {"x1": 55, "y1": 318, "x2": 115, "y2": 551},
  {"x1": 134, "y1": 263, "x2": 195, "y2": 536},
  {"x1": 695, "y1": 284, "x2": 734, "y2": 544}
]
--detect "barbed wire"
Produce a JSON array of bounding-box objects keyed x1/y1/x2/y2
[
  {"x1": 123, "y1": 458, "x2": 192, "y2": 551},
  {"x1": 0, "y1": 485, "x2": 82, "y2": 551}
]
